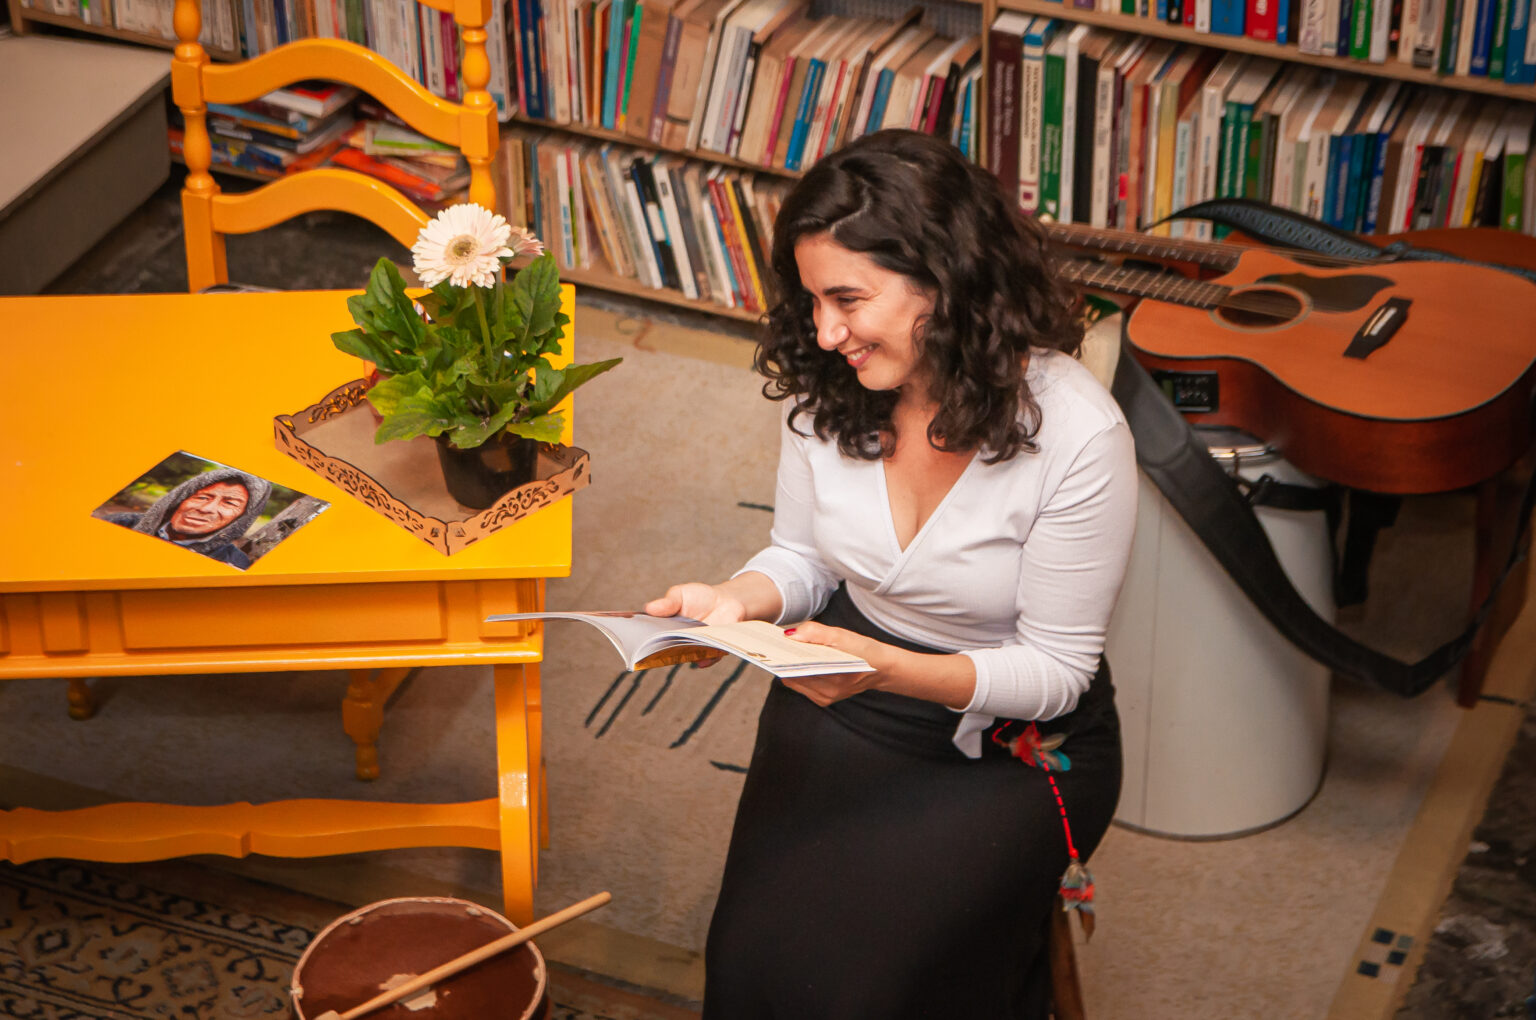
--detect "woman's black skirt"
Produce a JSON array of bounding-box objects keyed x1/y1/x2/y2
[{"x1": 703, "y1": 586, "x2": 1122, "y2": 1020}]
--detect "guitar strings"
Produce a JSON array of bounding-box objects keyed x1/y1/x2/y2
[
  {"x1": 1060, "y1": 259, "x2": 1303, "y2": 322},
  {"x1": 1044, "y1": 223, "x2": 1394, "y2": 270}
]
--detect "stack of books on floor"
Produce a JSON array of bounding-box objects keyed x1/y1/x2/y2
[
  {"x1": 332, "y1": 99, "x2": 474, "y2": 204},
  {"x1": 500, "y1": 128, "x2": 789, "y2": 312},
  {"x1": 170, "y1": 83, "x2": 473, "y2": 206},
  {"x1": 1059, "y1": 0, "x2": 1536, "y2": 80},
  {"x1": 511, "y1": 0, "x2": 986, "y2": 168},
  {"x1": 989, "y1": 15, "x2": 1536, "y2": 238},
  {"x1": 170, "y1": 81, "x2": 359, "y2": 180}
]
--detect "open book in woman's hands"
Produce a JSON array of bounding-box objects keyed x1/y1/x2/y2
[{"x1": 483, "y1": 611, "x2": 873, "y2": 676}]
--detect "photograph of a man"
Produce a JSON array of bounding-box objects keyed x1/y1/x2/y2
[{"x1": 93, "y1": 452, "x2": 328, "y2": 570}]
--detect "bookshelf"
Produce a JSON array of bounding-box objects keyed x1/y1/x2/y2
[
  {"x1": 989, "y1": 0, "x2": 1536, "y2": 101},
  {"x1": 7, "y1": 2, "x2": 243, "y2": 59},
  {"x1": 506, "y1": 113, "x2": 805, "y2": 180}
]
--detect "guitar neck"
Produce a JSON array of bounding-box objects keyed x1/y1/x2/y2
[
  {"x1": 1044, "y1": 221, "x2": 1244, "y2": 271},
  {"x1": 1059, "y1": 258, "x2": 1230, "y2": 309}
]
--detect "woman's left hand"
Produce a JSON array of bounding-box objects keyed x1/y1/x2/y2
[{"x1": 779, "y1": 622, "x2": 902, "y2": 707}]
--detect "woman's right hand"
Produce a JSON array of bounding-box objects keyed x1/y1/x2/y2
[
  {"x1": 645, "y1": 583, "x2": 747, "y2": 669},
  {"x1": 644, "y1": 583, "x2": 748, "y2": 626}
]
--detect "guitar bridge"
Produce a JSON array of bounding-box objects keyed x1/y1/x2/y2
[{"x1": 1344, "y1": 297, "x2": 1412, "y2": 359}]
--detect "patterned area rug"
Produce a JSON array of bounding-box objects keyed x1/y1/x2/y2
[{"x1": 0, "y1": 860, "x2": 699, "y2": 1020}]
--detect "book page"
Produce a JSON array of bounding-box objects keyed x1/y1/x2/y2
[
  {"x1": 486, "y1": 611, "x2": 705, "y2": 665},
  {"x1": 686, "y1": 620, "x2": 872, "y2": 675}
]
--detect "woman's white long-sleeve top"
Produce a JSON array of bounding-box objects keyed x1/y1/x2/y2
[{"x1": 735, "y1": 350, "x2": 1139, "y2": 757}]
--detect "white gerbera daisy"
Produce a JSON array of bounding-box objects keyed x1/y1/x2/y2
[{"x1": 412, "y1": 203, "x2": 514, "y2": 288}]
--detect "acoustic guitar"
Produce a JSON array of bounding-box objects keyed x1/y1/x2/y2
[{"x1": 1046, "y1": 222, "x2": 1536, "y2": 495}]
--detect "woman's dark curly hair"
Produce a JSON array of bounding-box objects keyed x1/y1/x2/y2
[{"x1": 756, "y1": 129, "x2": 1083, "y2": 462}]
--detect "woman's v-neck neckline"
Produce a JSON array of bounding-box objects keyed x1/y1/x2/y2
[{"x1": 877, "y1": 450, "x2": 980, "y2": 558}]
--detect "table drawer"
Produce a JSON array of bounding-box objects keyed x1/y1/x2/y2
[
  {"x1": 0, "y1": 580, "x2": 539, "y2": 666},
  {"x1": 118, "y1": 583, "x2": 446, "y2": 649}
]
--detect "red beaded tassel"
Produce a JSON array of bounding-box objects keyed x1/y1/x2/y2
[{"x1": 993, "y1": 721, "x2": 1097, "y2": 941}]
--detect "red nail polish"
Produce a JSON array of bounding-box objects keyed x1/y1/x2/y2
[{"x1": 784, "y1": 628, "x2": 797, "y2": 635}]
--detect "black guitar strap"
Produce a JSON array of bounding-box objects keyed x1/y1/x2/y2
[
  {"x1": 1108, "y1": 205, "x2": 1536, "y2": 697},
  {"x1": 1149, "y1": 197, "x2": 1536, "y2": 284}
]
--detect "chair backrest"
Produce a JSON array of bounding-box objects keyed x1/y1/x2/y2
[{"x1": 170, "y1": 0, "x2": 500, "y2": 291}]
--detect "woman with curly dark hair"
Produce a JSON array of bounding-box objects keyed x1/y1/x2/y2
[{"x1": 646, "y1": 129, "x2": 1137, "y2": 1019}]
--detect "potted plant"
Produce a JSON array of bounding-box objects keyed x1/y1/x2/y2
[{"x1": 331, "y1": 204, "x2": 621, "y2": 509}]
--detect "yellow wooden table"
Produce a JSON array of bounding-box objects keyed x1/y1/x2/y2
[{"x1": 0, "y1": 289, "x2": 577, "y2": 924}]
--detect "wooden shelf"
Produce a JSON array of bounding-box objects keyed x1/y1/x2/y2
[
  {"x1": 11, "y1": 6, "x2": 242, "y2": 60},
  {"x1": 555, "y1": 261, "x2": 768, "y2": 324},
  {"x1": 995, "y1": 0, "x2": 1536, "y2": 101},
  {"x1": 506, "y1": 113, "x2": 804, "y2": 180}
]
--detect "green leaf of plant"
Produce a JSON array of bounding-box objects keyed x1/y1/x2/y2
[
  {"x1": 524, "y1": 358, "x2": 623, "y2": 416},
  {"x1": 449, "y1": 402, "x2": 524, "y2": 449},
  {"x1": 372, "y1": 384, "x2": 478, "y2": 443},
  {"x1": 373, "y1": 406, "x2": 447, "y2": 444},
  {"x1": 512, "y1": 255, "x2": 563, "y2": 339},
  {"x1": 365, "y1": 371, "x2": 428, "y2": 416},
  {"x1": 503, "y1": 414, "x2": 566, "y2": 443},
  {"x1": 528, "y1": 366, "x2": 566, "y2": 408},
  {"x1": 355, "y1": 259, "x2": 427, "y2": 351},
  {"x1": 332, "y1": 329, "x2": 412, "y2": 375}
]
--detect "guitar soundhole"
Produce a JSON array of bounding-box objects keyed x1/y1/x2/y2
[{"x1": 1213, "y1": 286, "x2": 1306, "y2": 330}]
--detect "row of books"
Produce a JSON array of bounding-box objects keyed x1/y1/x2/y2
[
  {"x1": 498, "y1": 129, "x2": 791, "y2": 310},
  {"x1": 990, "y1": 18, "x2": 1536, "y2": 239},
  {"x1": 23, "y1": 0, "x2": 515, "y2": 111},
  {"x1": 1045, "y1": 0, "x2": 1536, "y2": 79},
  {"x1": 511, "y1": 0, "x2": 985, "y2": 169}
]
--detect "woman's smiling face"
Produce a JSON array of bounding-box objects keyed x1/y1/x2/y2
[{"x1": 795, "y1": 232, "x2": 935, "y2": 397}]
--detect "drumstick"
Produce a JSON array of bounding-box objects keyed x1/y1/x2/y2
[{"x1": 310, "y1": 892, "x2": 612, "y2": 1020}]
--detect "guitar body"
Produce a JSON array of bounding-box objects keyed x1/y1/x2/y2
[{"x1": 1126, "y1": 246, "x2": 1536, "y2": 494}]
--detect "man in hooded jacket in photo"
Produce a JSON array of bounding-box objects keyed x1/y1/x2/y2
[{"x1": 104, "y1": 467, "x2": 273, "y2": 569}]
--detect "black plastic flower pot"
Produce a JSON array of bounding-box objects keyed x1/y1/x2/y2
[{"x1": 434, "y1": 433, "x2": 543, "y2": 510}]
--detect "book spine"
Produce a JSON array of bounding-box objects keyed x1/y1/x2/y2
[
  {"x1": 1090, "y1": 61, "x2": 1115, "y2": 228},
  {"x1": 729, "y1": 42, "x2": 762, "y2": 158},
  {"x1": 631, "y1": 157, "x2": 680, "y2": 288},
  {"x1": 1490, "y1": 0, "x2": 1513, "y2": 73},
  {"x1": 866, "y1": 70, "x2": 896, "y2": 137},
  {"x1": 1439, "y1": 0, "x2": 1461, "y2": 72},
  {"x1": 727, "y1": 176, "x2": 768, "y2": 310},
  {"x1": 1041, "y1": 48, "x2": 1066, "y2": 219},
  {"x1": 706, "y1": 175, "x2": 748, "y2": 305},
  {"x1": 1510, "y1": 0, "x2": 1536, "y2": 79},
  {"x1": 653, "y1": 163, "x2": 699, "y2": 297},
  {"x1": 619, "y1": 0, "x2": 644, "y2": 129},
  {"x1": 1504, "y1": 147, "x2": 1529, "y2": 228},
  {"x1": 1350, "y1": 0, "x2": 1374, "y2": 53},
  {"x1": 957, "y1": 77, "x2": 976, "y2": 157},
  {"x1": 1213, "y1": 0, "x2": 1247, "y2": 32},
  {"x1": 785, "y1": 61, "x2": 826, "y2": 172},
  {"x1": 988, "y1": 21, "x2": 1025, "y2": 202},
  {"x1": 603, "y1": 0, "x2": 628, "y2": 129},
  {"x1": 1470, "y1": 0, "x2": 1499, "y2": 69},
  {"x1": 669, "y1": 166, "x2": 712, "y2": 298},
  {"x1": 1020, "y1": 29, "x2": 1049, "y2": 214},
  {"x1": 1250, "y1": 0, "x2": 1280, "y2": 37},
  {"x1": 649, "y1": 9, "x2": 683, "y2": 142}
]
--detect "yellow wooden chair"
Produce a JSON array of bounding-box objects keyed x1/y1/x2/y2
[{"x1": 70, "y1": 1, "x2": 536, "y2": 807}]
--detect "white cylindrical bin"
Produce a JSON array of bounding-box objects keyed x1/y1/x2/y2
[{"x1": 1106, "y1": 426, "x2": 1336, "y2": 839}]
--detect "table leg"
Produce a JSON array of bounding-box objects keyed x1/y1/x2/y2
[
  {"x1": 525, "y1": 660, "x2": 549, "y2": 852},
  {"x1": 342, "y1": 668, "x2": 414, "y2": 781},
  {"x1": 494, "y1": 662, "x2": 536, "y2": 926},
  {"x1": 66, "y1": 678, "x2": 96, "y2": 720}
]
